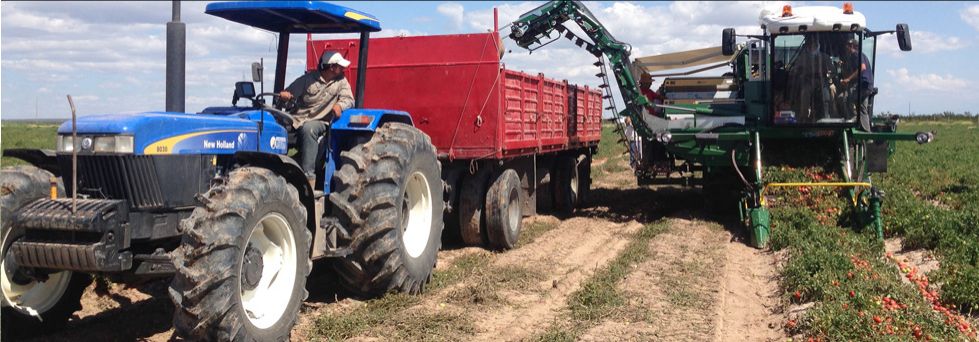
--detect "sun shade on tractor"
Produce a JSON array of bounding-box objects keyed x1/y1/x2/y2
[{"x1": 205, "y1": 1, "x2": 381, "y2": 33}]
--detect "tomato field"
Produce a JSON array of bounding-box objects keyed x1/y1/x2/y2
[{"x1": 766, "y1": 118, "x2": 979, "y2": 340}]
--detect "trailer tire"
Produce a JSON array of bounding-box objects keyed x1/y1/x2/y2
[
  {"x1": 576, "y1": 152, "x2": 592, "y2": 208},
  {"x1": 458, "y1": 167, "x2": 491, "y2": 246},
  {"x1": 485, "y1": 169, "x2": 522, "y2": 250},
  {"x1": 170, "y1": 167, "x2": 310, "y2": 342},
  {"x1": 1, "y1": 166, "x2": 91, "y2": 339},
  {"x1": 553, "y1": 155, "x2": 579, "y2": 217},
  {"x1": 330, "y1": 123, "x2": 443, "y2": 297}
]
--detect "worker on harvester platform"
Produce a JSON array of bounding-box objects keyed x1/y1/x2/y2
[
  {"x1": 841, "y1": 38, "x2": 874, "y2": 131},
  {"x1": 279, "y1": 51, "x2": 355, "y2": 185},
  {"x1": 639, "y1": 72, "x2": 663, "y2": 115}
]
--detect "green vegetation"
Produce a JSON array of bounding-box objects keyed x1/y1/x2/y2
[
  {"x1": 0, "y1": 122, "x2": 59, "y2": 167},
  {"x1": 766, "y1": 120, "x2": 978, "y2": 340},
  {"x1": 593, "y1": 122, "x2": 629, "y2": 178},
  {"x1": 882, "y1": 122, "x2": 979, "y2": 311},
  {"x1": 311, "y1": 293, "x2": 473, "y2": 341}
]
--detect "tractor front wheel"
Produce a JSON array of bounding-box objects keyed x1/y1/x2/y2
[
  {"x1": 170, "y1": 167, "x2": 310, "y2": 341},
  {"x1": 1, "y1": 166, "x2": 91, "y2": 339}
]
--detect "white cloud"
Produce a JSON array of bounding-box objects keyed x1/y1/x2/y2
[
  {"x1": 887, "y1": 68, "x2": 969, "y2": 92},
  {"x1": 437, "y1": 2, "x2": 465, "y2": 30},
  {"x1": 878, "y1": 31, "x2": 967, "y2": 57},
  {"x1": 962, "y1": 5, "x2": 979, "y2": 31}
]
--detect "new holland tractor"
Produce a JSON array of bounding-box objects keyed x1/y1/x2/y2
[
  {"x1": 509, "y1": 1, "x2": 934, "y2": 248},
  {"x1": 1, "y1": 2, "x2": 443, "y2": 340}
]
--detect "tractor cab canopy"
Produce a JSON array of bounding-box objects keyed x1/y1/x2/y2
[
  {"x1": 205, "y1": 1, "x2": 379, "y2": 105},
  {"x1": 205, "y1": 1, "x2": 381, "y2": 33}
]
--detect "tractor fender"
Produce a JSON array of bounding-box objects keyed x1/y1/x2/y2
[
  {"x1": 2, "y1": 149, "x2": 61, "y2": 177},
  {"x1": 233, "y1": 151, "x2": 316, "y2": 233},
  {"x1": 331, "y1": 109, "x2": 413, "y2": 134}
]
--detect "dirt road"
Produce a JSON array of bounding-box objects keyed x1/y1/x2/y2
[{"x1": 20, "y1": 156, "x2": 786, "y2": 341}]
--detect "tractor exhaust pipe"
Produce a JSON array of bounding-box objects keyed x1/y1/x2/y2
[{"x1": 166, "y1": 1, "x2": 185, "y2": 112}]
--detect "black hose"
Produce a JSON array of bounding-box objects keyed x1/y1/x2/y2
[{"x1": 731, "y1": 145, "x2": 753, "y2": 190}]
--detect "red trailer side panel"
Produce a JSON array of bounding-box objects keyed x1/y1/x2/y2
[
  {"x1": 539, "y1": 77, "x2": 568, "y2": 152},
  {"x1": 309, "y1": 33, "x2": 504, "y2": 160},
  {"x1": 307, "y1": 32, "x2": 598, "y2": 160},
  {"x1": 501, "y1": 70, "x2": 540, "y2": 155}
]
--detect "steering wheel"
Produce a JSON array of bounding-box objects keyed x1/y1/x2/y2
[{"x1": 254, "y1": 92, "x2": 296, "y2": 129}]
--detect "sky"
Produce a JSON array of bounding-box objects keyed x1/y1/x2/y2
[{"x1": 1, "y1": 1, "x2": 976, "y2": 120}]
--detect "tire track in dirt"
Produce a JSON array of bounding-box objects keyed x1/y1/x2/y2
[
  {"x1": 714, "y1": 233, "x2": 782, "y2": 341},
  {"x1": 573, "y1": 217, "x2": 783, "y2": 342},
  {"x1": 467, "y1": 217, "x2": 643, "y2": 341}
]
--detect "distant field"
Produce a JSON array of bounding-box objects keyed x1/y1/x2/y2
[{"x1": 0, "y1": 122, "x2": 60, "y2": 167}]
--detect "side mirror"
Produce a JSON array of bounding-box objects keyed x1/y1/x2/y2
[
  {"x1": 896, "y1": 23, "x2": 912, "y2": 51},
  {"x1": 722, "y1": 28, "x2": 737, "y2": 56},
  {"x1": 251, "y1": 62, "x2": 263, "y2": 82},
  {"x1": 233, "y1": 81, "x2": 256, "y2": 106}
]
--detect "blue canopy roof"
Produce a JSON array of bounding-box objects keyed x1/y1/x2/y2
[{"x1": 205, "y1": 1, "x2": 381, "y2": 33}]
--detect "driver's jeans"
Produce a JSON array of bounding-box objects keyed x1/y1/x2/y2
[{"x1": 298, "y1": 120, "x2": 330, "y2": 177}]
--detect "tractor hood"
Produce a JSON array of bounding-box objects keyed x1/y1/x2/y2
[{"x1": 57, "y1": 111, "x2": 288, "y2": 155}]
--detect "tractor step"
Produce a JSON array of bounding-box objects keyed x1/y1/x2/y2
[{"x1": 10, "y1": 198, "x2": 133, "y2": 272}]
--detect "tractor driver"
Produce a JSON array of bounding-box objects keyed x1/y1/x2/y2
[{"x1": 279, "y1": 51, "x2": 355, "y2": 184}]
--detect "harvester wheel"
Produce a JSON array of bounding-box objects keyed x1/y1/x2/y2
[
  {"x1": 170, "y1": 167, "x2": 310, "y2": 341},
  {"x1": 330, "y1": 123, "x2": 443, "y2": 297},
  {"x1": 458, "y1": 167, "x2": 491, "y2": 246},
  {"x1": 485, "y1": 169, "x2": 522, "y2": 250},
  {"x1": 1, "y1": 166, "x2": 91, "y2": 339},
  {"x1": 554, "y1": 155, "x2": 579, "y2": 217}
]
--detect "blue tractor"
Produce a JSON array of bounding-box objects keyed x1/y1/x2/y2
[{"x1": 1, "y1": 2, "x2": 444, "y2": 340}]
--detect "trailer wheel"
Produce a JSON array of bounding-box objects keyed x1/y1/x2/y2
[
  {"x1": 485, "y1": 169, "x2": 522, "y2": 250},
  {"x1": 458, "y1": 167, "x2": 491, "y2": 246},
  {"x1": 1, "y1": 166, "x2": 91, "y2": 338},
  {"x1": 554, "y1": 155, "x2": 579, "y2": 217},
  {"x1": 170, "y1": 167, "x2": 310, "y2": 341},
  {"x1": 330, "y1": 123, "x2": 443, "y2": 296}
]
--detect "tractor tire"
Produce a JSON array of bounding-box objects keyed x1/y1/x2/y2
[
  {"x1": 330, "y1": 123, "x2": 443, "y2": 297},
  {"x1": 553, "y1": 155, "x2": 579, "y2": 217},
  {"x1": 170, "y1": 167, "x2": 310, "y2": 342},
  {"x1": 458, "y1": 167, "x2": 491, "y2": 246},
  {"x1": 1, "y1": 166, "x2": 91, "y2": 339},
  {"x1": 485, "y1": 169, "x2": 522, "y2": 250},
  {"x1": 576, "y1": 152, "x2": 592, "y2": 208}
]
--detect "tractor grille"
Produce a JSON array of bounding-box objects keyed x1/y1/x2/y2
[{"x1": 60, "y1": 155, "x2": 165, "y2": 209}]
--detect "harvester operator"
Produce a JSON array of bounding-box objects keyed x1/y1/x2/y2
[
  {"x1": 279, "y1": 51, "x2": 355, "y2": 183},
  {"x1": 841, "y1": 38, "x2": 874, "y2": 131}
]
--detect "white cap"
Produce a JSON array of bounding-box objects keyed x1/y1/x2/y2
[{"x1": 320, "y1": 51, "x2": 351, "y2": 68}]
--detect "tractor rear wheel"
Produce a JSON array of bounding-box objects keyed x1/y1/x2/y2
[
  {"x1": 330, "y1": 123, "x2": 443, "y2": 297},
  {"x1": 485, "y1": 169, "x2": 522, "y2": 250},
  {"x1": 170, "y1": 167, "x2": 310, "y2": 341},
  {"x1": 1, "y1": 166, "x2": 91, "y2": 339}
]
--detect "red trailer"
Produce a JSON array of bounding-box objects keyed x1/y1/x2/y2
[{"x1": 307, "y1": 31, "x2": 602, "y2": 249}]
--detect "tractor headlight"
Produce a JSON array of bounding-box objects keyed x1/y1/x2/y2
[
  {"x1": 57, "y1": 135, "x2": 75, "y2": 152},
  {"x1": 57, "y1": 135, "x2": 134, "y2": 153}
]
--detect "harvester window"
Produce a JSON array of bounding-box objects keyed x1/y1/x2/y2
[{"x1": 771, "y1": 33, "x2": 862, "y2": 125}]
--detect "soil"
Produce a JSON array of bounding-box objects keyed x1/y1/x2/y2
[{"x1": 22, "y1": 159, "x2": 786, "y2": 342}]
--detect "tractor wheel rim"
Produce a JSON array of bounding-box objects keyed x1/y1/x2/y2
[
  {"x1": 402, "y1": 171, "x2": 433, "y2": 259},
  {"x1": 0, "y1": 254, "x2": 71, "y2": 313},
  {"x1": 240, "y1": 212, "x2": 297, "y2": 329},
  {"x1": 570, "y1": 166, "x2": 580, "y2": 199}
]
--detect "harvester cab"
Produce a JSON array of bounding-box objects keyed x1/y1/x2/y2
[
  {"x1": 721, "y1": 5, "x2": 913, "y2": 130},
  {"x1": 2, "y1": 2, "x2": 445, "y2": 340}
]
